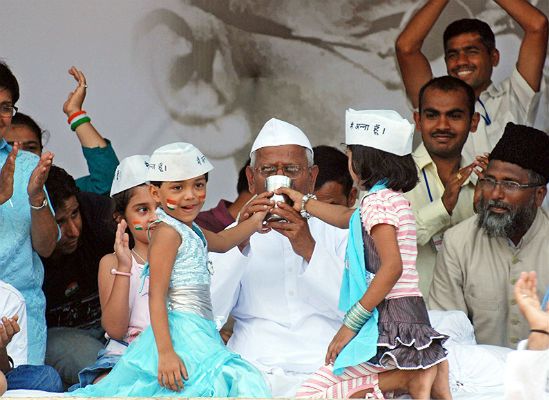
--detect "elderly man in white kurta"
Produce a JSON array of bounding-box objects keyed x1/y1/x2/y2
[{"x1": 210, "y1": 118, "x2": 347, "y2": 396}]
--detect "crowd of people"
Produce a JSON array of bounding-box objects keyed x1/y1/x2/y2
[{"x1": 1, "y1": 0, "x2": 548, "y2": 398}]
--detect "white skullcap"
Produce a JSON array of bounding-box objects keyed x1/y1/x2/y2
[
  {"x1": 110, "y1": 155, "x2": 150, "y2": 197},
  {"x1": 146, "y1": 142, "x2": 213, "y2": 182},
  {"x1": 345, "y1": 109, "x2": 414, "y2": 156},
  {"x1": 250, "y1": 118, "x2": 313, "y2": 156}
]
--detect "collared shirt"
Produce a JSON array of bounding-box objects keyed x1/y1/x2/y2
[
  {"x1": 195, "y1": 199, "x2": 235, "y2": 233},
  {"x1": 462, "y1": 66, "x2": 542, "y2": 164},
  {"x1": 0, "y1": 139, "x2": 46, "y2": 365},
  {"x1": 210, "y1": 218, "x2": 347, "y2": 375},
  {"x1": 429, "y1": 209, "x2": 549, "y2": 349},
  {"x1": 404, "y1": 143, "x2": 476, "y2": 296},
  {"x1": 0, "y1": 280, "x2": 28, "y2": 367},
  {"x1": 42, "y1": 192, "x2": 116, "y2": 329}
]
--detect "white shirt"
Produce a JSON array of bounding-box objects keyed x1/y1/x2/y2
[
  {"x1": 0, "y1": 280, "x2": 28, "y2": 367},
  {"x1": 504, "y1": 340, "x2": 549, "y2": 399},
  {"x1": 462, "y1": 66, "x2": 542, "y2": 164},
  {"x1": 210, "y1": 217, "x2": 347, "y2": 375}
]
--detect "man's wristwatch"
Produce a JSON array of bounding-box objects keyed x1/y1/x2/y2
[
  {"x1": 300, "y1": 193, "x2": 317, "y2": 219},
  {"x1": 30, "y1": 197, "x2": 48, "y2": 210}
]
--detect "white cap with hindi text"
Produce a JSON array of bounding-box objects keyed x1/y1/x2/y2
[
  {"x1": 146, "y1": 142, "x2": 213, "y2": 182},
  {"x1": 345, "y1": 109, "x2": 414, "y2": 156},
  {"x1": 250, "y1": 118, "x2": 313, "y2": 156},
  {"x1": 110, "y1": 155, "x2": 150, "y2": 197}
]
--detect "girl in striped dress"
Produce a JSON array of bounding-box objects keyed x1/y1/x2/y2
[{"x1": 279, "y1": 110, "x2": 451, "y2": 399}]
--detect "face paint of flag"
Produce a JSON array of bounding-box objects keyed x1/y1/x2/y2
[
  {"x1": 133, "y1": 221, "x2": 144, "y2": 231},
  {"x1": 166, "y1": 199, "x2": 177, "y2": 210}
]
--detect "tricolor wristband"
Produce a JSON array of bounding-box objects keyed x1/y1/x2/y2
[
  {"x1": 70, "y1": 115, "x2": 91, "y2": 131},
  {"x1": 67, "y1": 110, "x2": 86, "y2": 124}
]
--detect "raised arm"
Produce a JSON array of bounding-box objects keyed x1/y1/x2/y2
[
  {"x1": 495, "y1": 0, "x2": 548, "y2": 92},
  {"x1": 63, "y1": 66, "x2": 119, "y2": 194},
  {"x1": 395, "y1": 0, "x2": 448, "y2": 108},
  {"x1": 98, "y1": 221, "x2": 132, "y2": 340},
  {"x1": 0, "y1": 142, "x2": 17, "y2": 205},
  {"x1": 28, "y1": 151, "x2": 57, "y2": 257},
  {"x1": 514, "y1": 271, "x2": 549, "y2": 351}
]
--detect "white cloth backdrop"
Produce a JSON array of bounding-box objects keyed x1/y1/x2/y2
[{"x1": 1, "y1": 0, "x2": 547, "y2": 208}]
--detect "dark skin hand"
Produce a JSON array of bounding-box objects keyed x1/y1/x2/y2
[{"x1": 441, "y1": 165, "x2": 474, "y2": 215}]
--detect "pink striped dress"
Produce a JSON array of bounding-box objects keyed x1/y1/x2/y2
[
  {"x1": 360, "y1": 188, "x2": 422, "y2": 299},
  {"x1": 296, "y1": 189, "x2": 448, "y2": 399}
]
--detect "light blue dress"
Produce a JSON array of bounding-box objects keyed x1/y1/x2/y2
[
  {"x1": 70, "y1": 207, "x2": 271, "y2": 397},
  {"x1": 0, "y1": 139, "x2": 47, "y2": 364}
]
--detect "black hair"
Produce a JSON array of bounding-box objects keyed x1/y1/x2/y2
[
  {"x1": 11, "y1": 112, "x2": 44, "y2": 149},
  {"x1": 419, "y1": 75, "x2": 476, "y2": 117},
  {"x1": 0, "y1": 61, "x2": 20, "y2": 104},
  {"x1": 528, "y1": 169, "x2": 547, "y2": 186},
  {"x1": 443, "y1": 19, "x2": 495, "y2": 53},
  {"x1": 313, "y1": 145, "x2": 353, "y2": 197},
  {"x1": 111, "y1": 184, "x2": 148, "y2": 216},
  {"x1": 111, "y1": 184, "x2": 150, "y2": 248},
  {"x1": 348, "y1": 145, "x2": 418, "y2": 192},
  {"x1": 45, "y1": 165, "x2": 80, "y2": 212},
  {"x1": 149, "y1": 173, "x2": 209, "y2": 188},
  {"x1": 236, "y1": 159, "x2": 251, "y2": 194}
]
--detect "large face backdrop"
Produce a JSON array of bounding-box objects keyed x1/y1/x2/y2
[{"x1": 3, "y1": 0, "x2": 548, "y2": 207}]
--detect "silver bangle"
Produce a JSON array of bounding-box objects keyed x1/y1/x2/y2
[
  {"x1": 300, "y1": 193, "x2": 317, "y2": 219},
  {"x1": 30, "y1": 197, "x2": 48, "y2": 210}
]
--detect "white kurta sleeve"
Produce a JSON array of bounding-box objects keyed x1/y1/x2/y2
[
  {"x1": 0, "y1": 281, "x2": 28, "y2": 367},
  {"x1": 298, "y1": 222, "x2": 347, "y2": 318},
  {"x1": 209, "y1": 246, "x2": 249, "y2": 327}
]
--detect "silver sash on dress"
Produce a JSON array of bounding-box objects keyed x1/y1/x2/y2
[{"x1": 168, "y1": 284, "x2": 213, "y2": 320}]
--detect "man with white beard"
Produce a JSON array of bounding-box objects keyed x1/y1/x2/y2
[{"x1": 429, "y1": 122, "x2": 549, "y2": 349}]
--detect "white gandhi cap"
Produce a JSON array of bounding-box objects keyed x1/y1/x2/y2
[
  {"x1": 345, "y1": 109, "x2": 414, "y2": 156},
  {"x1": 250, "y1": 118, "x2": 313, "y2": 157},
  {"x1": 146, "y1": 142, "x2": 213, "y2": 182},
  {"x1": 110, "y1": 155, "x2": 150, "y2": 197}
]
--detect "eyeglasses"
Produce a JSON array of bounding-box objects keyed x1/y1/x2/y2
[
  {"x1": 0, "y1": 104, "x2": 17, "y2": 117},
  {"x1": 257, "y1": 164, "x2": 306, "y2": 178},
  {"x1": 478, "y1": 177, "x2": 544, "y2": 192}
]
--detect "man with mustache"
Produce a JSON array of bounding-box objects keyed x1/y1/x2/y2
[
  {"x1": 396, "y1": 0, "x2": 548, "y2": 164},
  {"x1": 41, "y1": 166, "x2": 116, "y2": 386},
  {"x1": 429, "y1": 122, "x2": 549, "y2": 349},
  {"x1": 404, "y1": 76, "x2": 482, "y2": 296}
]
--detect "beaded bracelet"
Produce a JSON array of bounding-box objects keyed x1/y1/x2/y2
[
  {"x1": 111, "y1": 268, "x2": 131, "y2": 277},
  {"x1": 343, "y1": 301, "x2": 372, "y2": 333}
]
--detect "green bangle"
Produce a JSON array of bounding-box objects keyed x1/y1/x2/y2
[
  {"x1": 71, "y1": 116, "x2": 91, "y2": 131},
  {"x1": 343, "y1": 301, "x2": 372, "y2": 333}
]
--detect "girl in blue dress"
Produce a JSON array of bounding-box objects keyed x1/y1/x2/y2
[{"x1": 70, "y1": 143, "x2": 271, "y2": 397}]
